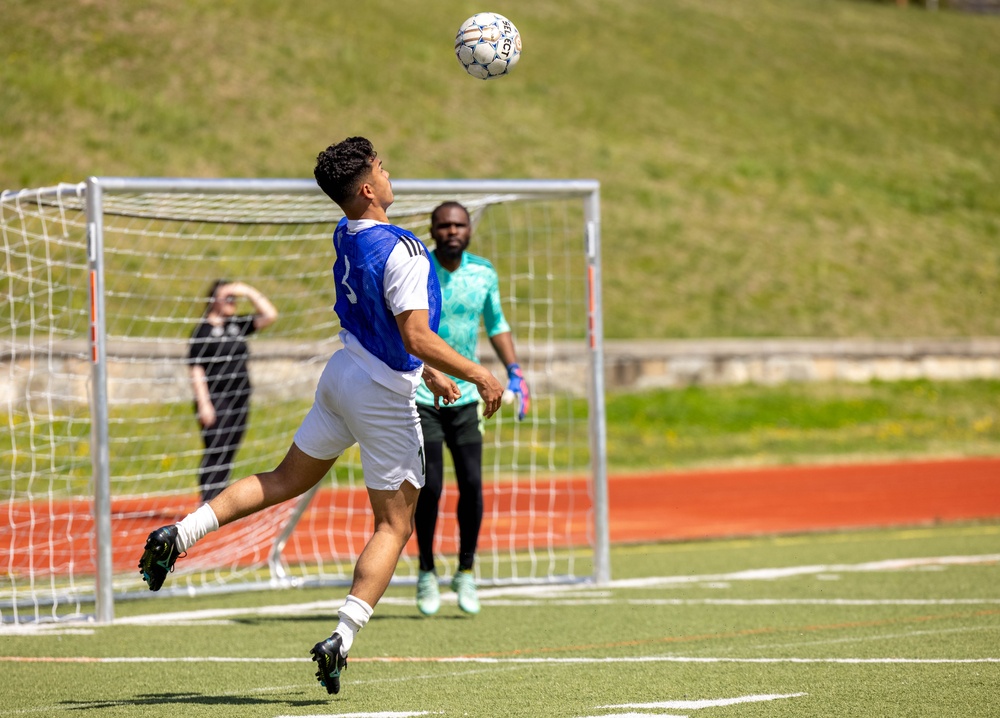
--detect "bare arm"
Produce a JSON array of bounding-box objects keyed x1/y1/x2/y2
[
  {"x1": 189, "y1": 365, "x2": 216, "y2": 427},
  {"x1": 488, "y1": 331, "x2": 518, "y2": 367},
  {"x1": 395, "y1": 309, "x2": 504, "y2": 418},
  {"x1": 226, "y1": 282, "x2": 278, "y2": 330}
]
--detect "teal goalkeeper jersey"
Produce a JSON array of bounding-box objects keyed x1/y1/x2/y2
[{"x1": 415, "y1": 250, "x2": 511, "y2": 407}]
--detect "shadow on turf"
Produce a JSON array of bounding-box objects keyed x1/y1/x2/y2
[
  {"x1": 229, "y1": 613, "x2": 468, "y2": 626},
  {"x1": 60, "y1": 693, "x2": 328, "y2": 709}
]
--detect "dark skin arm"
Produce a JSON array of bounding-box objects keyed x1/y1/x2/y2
[{"x1": 488, "y1": 331, "x2": 518, "y2": 368}]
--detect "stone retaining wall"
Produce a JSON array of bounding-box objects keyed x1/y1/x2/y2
[
  {"x1": 3, "y1": 338, "x2": 999, "y2": 408},
  {"x1": 603, "y1": 338, "x2": 1000, "y2": 390}
]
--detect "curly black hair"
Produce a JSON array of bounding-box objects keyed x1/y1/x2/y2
[{"x1": 314, "y1": 136, "x2": 377, "y2": 205}]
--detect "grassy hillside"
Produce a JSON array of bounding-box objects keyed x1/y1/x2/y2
[{"x1": 2, "y1": 0, "x2": 999, "y2": 340}]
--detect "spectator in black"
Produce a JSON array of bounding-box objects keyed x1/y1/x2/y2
[{"x1": 188, "y1": 280, "x2": 278, "y2": 502}]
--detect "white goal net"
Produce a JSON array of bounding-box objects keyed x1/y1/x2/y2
[{"x1": 1, "y1": 177, "x2": 607, "y2": 624}]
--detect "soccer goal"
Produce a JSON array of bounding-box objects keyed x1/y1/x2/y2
[{"x1": 0, "y1": 177, "x2": 608, "y2": 624}]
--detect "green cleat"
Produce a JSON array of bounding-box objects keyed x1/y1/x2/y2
[
  {"x1": 451, "y1": 569, "x2": 480, "y2": 615},
  {"x1": 416, "y1": 569, "x2": 441, "y2": 616}
]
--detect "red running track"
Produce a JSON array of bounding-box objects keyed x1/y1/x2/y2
[
  {"x1": 606, "y1": 457, "x2": 1000, "y2": 544},
  {"x1": 3, "y1": 457, "x2": 999, "y2": 576}
]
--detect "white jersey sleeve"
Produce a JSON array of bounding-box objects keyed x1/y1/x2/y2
[{"x1": 383, "y1": 241, "x2": 430, "y2": 315}]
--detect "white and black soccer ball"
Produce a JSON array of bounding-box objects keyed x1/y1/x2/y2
[{"x1": 454, "y1": 12, "x2": 521, "y2": 80}]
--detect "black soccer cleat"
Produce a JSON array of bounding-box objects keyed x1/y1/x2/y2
[
  {"x1": 137, "y1": 525, "x2": 182, "y2": 591},
  {"x1": 311, "y1": 633, "x2": 348, "y2": 695}
]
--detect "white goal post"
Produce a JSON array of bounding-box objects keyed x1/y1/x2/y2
[{"x1": 1, "y1": 176, "x2": 608, "y2": 624}]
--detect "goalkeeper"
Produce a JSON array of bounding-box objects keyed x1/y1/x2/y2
[
  {"x1": 414, "y1": 202, "x2": 530, "y2": 617},
  {"x1": 137, "y1": 137, "x2": 504, "y2": 696}
]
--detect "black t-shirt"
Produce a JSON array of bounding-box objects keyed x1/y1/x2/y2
[{"x1": 188, "y1": 315, "x2": 257, "y2": 401}]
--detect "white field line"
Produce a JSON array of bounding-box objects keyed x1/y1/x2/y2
[
  {"x1": 738, "y1": 624, "x2": 1000, "y2": 652},
  {"x1": 98, "y1": 552, "x2": 1000, "y2": 628},
  {"x1": 601, "y1": 693, "x2": 808, "y2": 709},
  {"x1": 578, "y1": 693, "x2": 808, "y2": 718},
  {"x1": 1, "y1": 655, "x2": 997, "y2": 664},
  {"x1": 7, "y1": 596, "x2": 1000, "y2": 636},
  {"x1": 473, "y1": 598, "x2": 1000, "y2": 608},
  {"x1": 3, "y1": 553, "x2": 996, "y2": 637},
  {"x1": 625, "y1": 598, "x2": 1000, "y2": 606},
  {"x1": 598, "y1": 554, "x2": 1000, "y2": 591}
]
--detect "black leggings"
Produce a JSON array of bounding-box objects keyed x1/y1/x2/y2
[
  {"x1": 415, "y1": 439, "x2": 483, "y2": 573},
  {"x1": 197, "y1": 398, "x2": 249, "y2": 503}
]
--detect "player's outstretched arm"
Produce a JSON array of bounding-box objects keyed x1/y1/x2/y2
[{"x1": 396, "y1": 309, "x2": 504, "y2": 417}]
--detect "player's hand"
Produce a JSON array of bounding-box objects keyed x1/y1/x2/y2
[
  {"x1": 475, "y1": 369, "x2": 505, "y2": 419},
  {"x1": 197, "y1": 402, "x2": 217, "y2": 428},
  {"x1": 423, "y1": 366, "x2": 461, "y2": 409},
  {"x1": 505, "y1": 363, "x2": 530, "y2": 421}
]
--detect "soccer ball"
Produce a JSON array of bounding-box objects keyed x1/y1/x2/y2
[{"x1": 454, "y1": 12, "x2": 521, "y2": 80}]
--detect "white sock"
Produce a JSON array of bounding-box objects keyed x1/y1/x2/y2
[
  {"x1": 333, "y1": 594, "x2": 373, "y2": 656},
  {"x1": 174, "y1": 504, "x2": 219, "y2": 552}
]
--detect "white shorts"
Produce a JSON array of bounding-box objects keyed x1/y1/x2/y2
[{"x1": 293, "y1": 349, "x2": 425, "y2": 491}]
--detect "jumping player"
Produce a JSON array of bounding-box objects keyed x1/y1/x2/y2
[{"x1": 137, "y1": 136, "x2": 504, "y2": 696}]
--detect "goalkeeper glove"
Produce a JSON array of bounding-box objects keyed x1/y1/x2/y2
[{"x1": 506, "y1": 363, "x2": 530, "y2": 421}]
